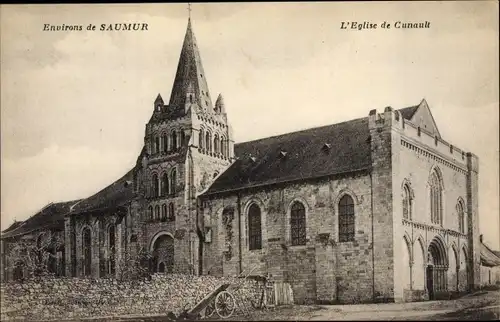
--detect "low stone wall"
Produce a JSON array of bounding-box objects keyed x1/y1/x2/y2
[{"x1": 1, "y1": 274, "x2": 264, "y2": 321}]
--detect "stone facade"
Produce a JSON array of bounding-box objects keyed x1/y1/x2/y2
[{"x1": 200, "y1": 106, "x2": 480, "y2": 304}]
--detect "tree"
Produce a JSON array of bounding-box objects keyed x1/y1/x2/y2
[
  {"x1": 6, "y1": 231, "x2": 63, "y2": 280},
  {"x1": 116, "y1": 246, "x2": 153, "y2": 281}
]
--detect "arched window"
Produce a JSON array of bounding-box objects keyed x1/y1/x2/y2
[
  {"x1": 172, "y1": 131, "x2": 178, "y2": 151},
  {"x1": 290, "y1": 202, "x2": 306, "y2": 246},
  {"x1": 199, "y1": 129, "x2": 204, "y2": 149},
  {"x1": 161, "y1": 173, "x2": 168, "y2": 196},
  {"x1": 152, "y1": 174, "x2": 160, "y2": 197},
  {"x1": 147, "y1": 205, "x2": 153, "y2": 221},
  {"x1": 220, "y1": 137, "x2": 225, "y2": 157},
  {"x1": 168, "y1": 203, "x2": 175, "y2": 221},
  {"x1": 161, "y1": 204, "x2": 167, "y2": 222},
  {"x1": 214, "y1": 134, "x2": 219, "y2": 154},
  {"x1": 108, "y1": 225, "x2": 116, "y2": 275},
  {"x1": 82, "y1": 227, "x2": 92, "y2": 276},
  {"x1": 36, "y1": 234, "x2": 44, "y2": 264},
  {"x1": 402, "y1": 184, "x2": 413, "y2": 220},
  {"x1": 13, "y1": 262, "x2": 23, "y2": 281},
  {"x1": 170, "y1": 169, "x2": 177, "y2": 194},
  {"x1": 205, "y1": 132, "x2": 211, "y2": 153},
  {"x1": 248, "y1": 204, "x2": 262, "y2": 250},
  {"x1": 162, "y1": 133, "x2": 168, "y2": 152},
  {"x1": 154, "y1": 136, "x2": 160, "y2": 154},
  {"x1": 180, "y1": 130, "x2": 186, "y2": 147},
  {"x1": 155, "y1": 205, "x2": 160, "y2": 221},
  {"x1": 429, "y1": 169, "x2": 443, "y2": 225},
  {"x1": 339, "y1": 195, "x2": 355, "y2": 242},
  {"x1": 457, "y1": 201, "x2": 465, "y2": 234},
  {"x1": 158, "y1": 262, "x2": 165, "y2": 273}
]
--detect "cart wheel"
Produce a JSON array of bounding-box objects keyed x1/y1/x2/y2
[
  {"x1": 204, "y1": 300, "x2": 215, "y2": 318},
  {"x1": 215, "y1": 290, "x2": 236, "y2": 319}
]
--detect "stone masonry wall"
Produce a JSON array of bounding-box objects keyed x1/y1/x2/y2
[
  {"x1": 1, "y1": 274, "x2": 260, "y2": 321},
  {"x1": 368, "y1": 108, "x2": 396, "y2": 302},
  {"x1": 201, "y1": 171, "x2": 375, "y2": 304}
]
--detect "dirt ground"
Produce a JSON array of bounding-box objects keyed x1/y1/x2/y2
[
  {"x1": 57, "y1": 288, "x2": 500, "y2": 321},
  {"x1": 205, "y1": 288, "x2": 500, "y2": 321}
]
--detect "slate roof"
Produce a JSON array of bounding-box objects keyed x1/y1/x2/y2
[
  {"x1": 70, "y1": 168, "x2": 136, "y2": 215},
  {"x1": 1, "y1": 200, "x2": 81, "y2": 239},
  {"x1": 2, "y1": 221, "x2": 23, "y2": 233},
  {"x1": 168, "y1": 18, "x2": 214, "y2": 111},
  {"x1": 481, "y1": 242, "x2": 500, "y2": 267},
  {"x1": 399, "y1": 105, "x2": 419, "y2": 120},
  {"x1": 202, "y1": 117, "x2": 372, "y2": 195}
]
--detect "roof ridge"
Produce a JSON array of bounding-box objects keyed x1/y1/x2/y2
[{"x1": 235, "y1": 116, "x2": 368, "y2": 146}]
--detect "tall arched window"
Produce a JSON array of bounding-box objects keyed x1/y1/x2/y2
[
  {"x1": 168, "y1": 203, "x2": 175, "y2": 221},
  {"x1": 214, "y1": 134, "x2": 219, "y2": 154},
  {"x1": 221, "y1": 137, "x2": 225, "y2": 157},
  {"x1": 402, "y1": 184, "x2": 413, "y2": 220},
  {"x1": 205, "y1": 132, "x2": 211, "y2": 153},
  {"x1": 199, "y1": 129, "x2": 204, "y2": 149},
  {"x1": 161, "y1": 204, "x2": 167, "y2": 222},
  {"x1": 154, "y1": 136, "x2": 160, "y2": 154},
  {"x1": 36, "y1": 234, "x2": 44, "y2": 264},
  {"x1": 161, "y1": 173, "x2": 168, "y2": 196},
  {"x1": 108, "y1": 225, "x2": 116, "y2": 275},
  {"x1": 248, "y1": 204, "x2": 262, "y2": 250},
  {"x1": 429, "y1": 169, "x2": 443, "y2": 225},
  {"x1": 290, "y1": 202, "x2": 306, "y2": 246},
  {"x1": 162, "y1": 133, "x2": 168, "y2": 152},
  {"x1": 155, "y1": 205, "x2": 160, "y2": 221},
  {"x1": 457, "y1": 200, "x2": 465, "y2": 234},
  {"x1": 147, "y1": 205, "x2": 153, "y2": 221},
  {"x1": 13, "y1": 262, "x2": 23, "y2": 281},
  {"x1": 170, "y1": 169, "x2": 177, "y2": 194},
  {"x1": 180, "y1": 130, "x2": 186, "y2": 147},
  {"x1": 152, "y1": 174, "x2": 160, "y2": 197},
  {"x1": 82, "y1": 228, "x2": 92, "y2": 276},
  {"x1": 172, "y1": 131, "x2": 178, "y2": 151},
  {"x1": 339, "y1": 195, "x2": 355, "y2": 242}
]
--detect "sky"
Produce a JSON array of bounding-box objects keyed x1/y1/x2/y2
[{"x1": 1, "y1": 2, "x2": 499, "y2": 248}]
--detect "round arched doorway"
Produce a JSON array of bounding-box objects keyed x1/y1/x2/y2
[{"x1": 150, "y1": 233, "x2": 174, "y2": 273}]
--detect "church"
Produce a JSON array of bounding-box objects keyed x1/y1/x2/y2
[{"x1": 1, "y1": 17, "x2": 487, "y2": 304}]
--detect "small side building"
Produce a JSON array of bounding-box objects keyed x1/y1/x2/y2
[{"x1": 479, "y1": 235, "x2": 500, "y2": 287}]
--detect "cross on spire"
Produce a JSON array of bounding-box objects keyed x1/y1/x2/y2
[{"x1": 187, "y1": 3, "x2": 192, "y2": 19}]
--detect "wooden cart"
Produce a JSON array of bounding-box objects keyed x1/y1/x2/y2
[{"x1": 187, "y1": 265, "x2": 259, "y2": 319}]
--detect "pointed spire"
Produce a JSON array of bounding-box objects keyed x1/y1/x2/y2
[
  {"x1": 155, "y1": 93, "x2": 164, "y2": 104},
  {"x1": 215, "y1": 93, "x2": 225, "y2": 113},
  {"x1": 154, "y1": 93, "x2": 164, "y2": 112},
  {"x1": 168, "y1": 17, "x2": 213, "y2": 112}
]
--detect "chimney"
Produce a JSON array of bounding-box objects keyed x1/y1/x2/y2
[{"x1": 480, "y1": 234, "x2": 483, "y2": 243}]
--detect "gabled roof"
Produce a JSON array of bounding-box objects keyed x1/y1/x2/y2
[
  {"x1": 481, "y1": 241, "x2": 500, "y2": 267},
  {"x1": 202, "y1": 117, "x2": 372, "y2": 195},
  {"x1": 71, "y1": 168, "x2": 136, "y2": 215},
  {"x1": 1, "y1": 200, "x2": 81, "y2": 239}
]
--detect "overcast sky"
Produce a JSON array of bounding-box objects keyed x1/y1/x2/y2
[{"x1": 1, "y1": 2, "x2": 499, "y2": 248}]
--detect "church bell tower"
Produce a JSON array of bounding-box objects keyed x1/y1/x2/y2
[{"x1": 134, "y1": 15, "x2": 235, "y2": 275}]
